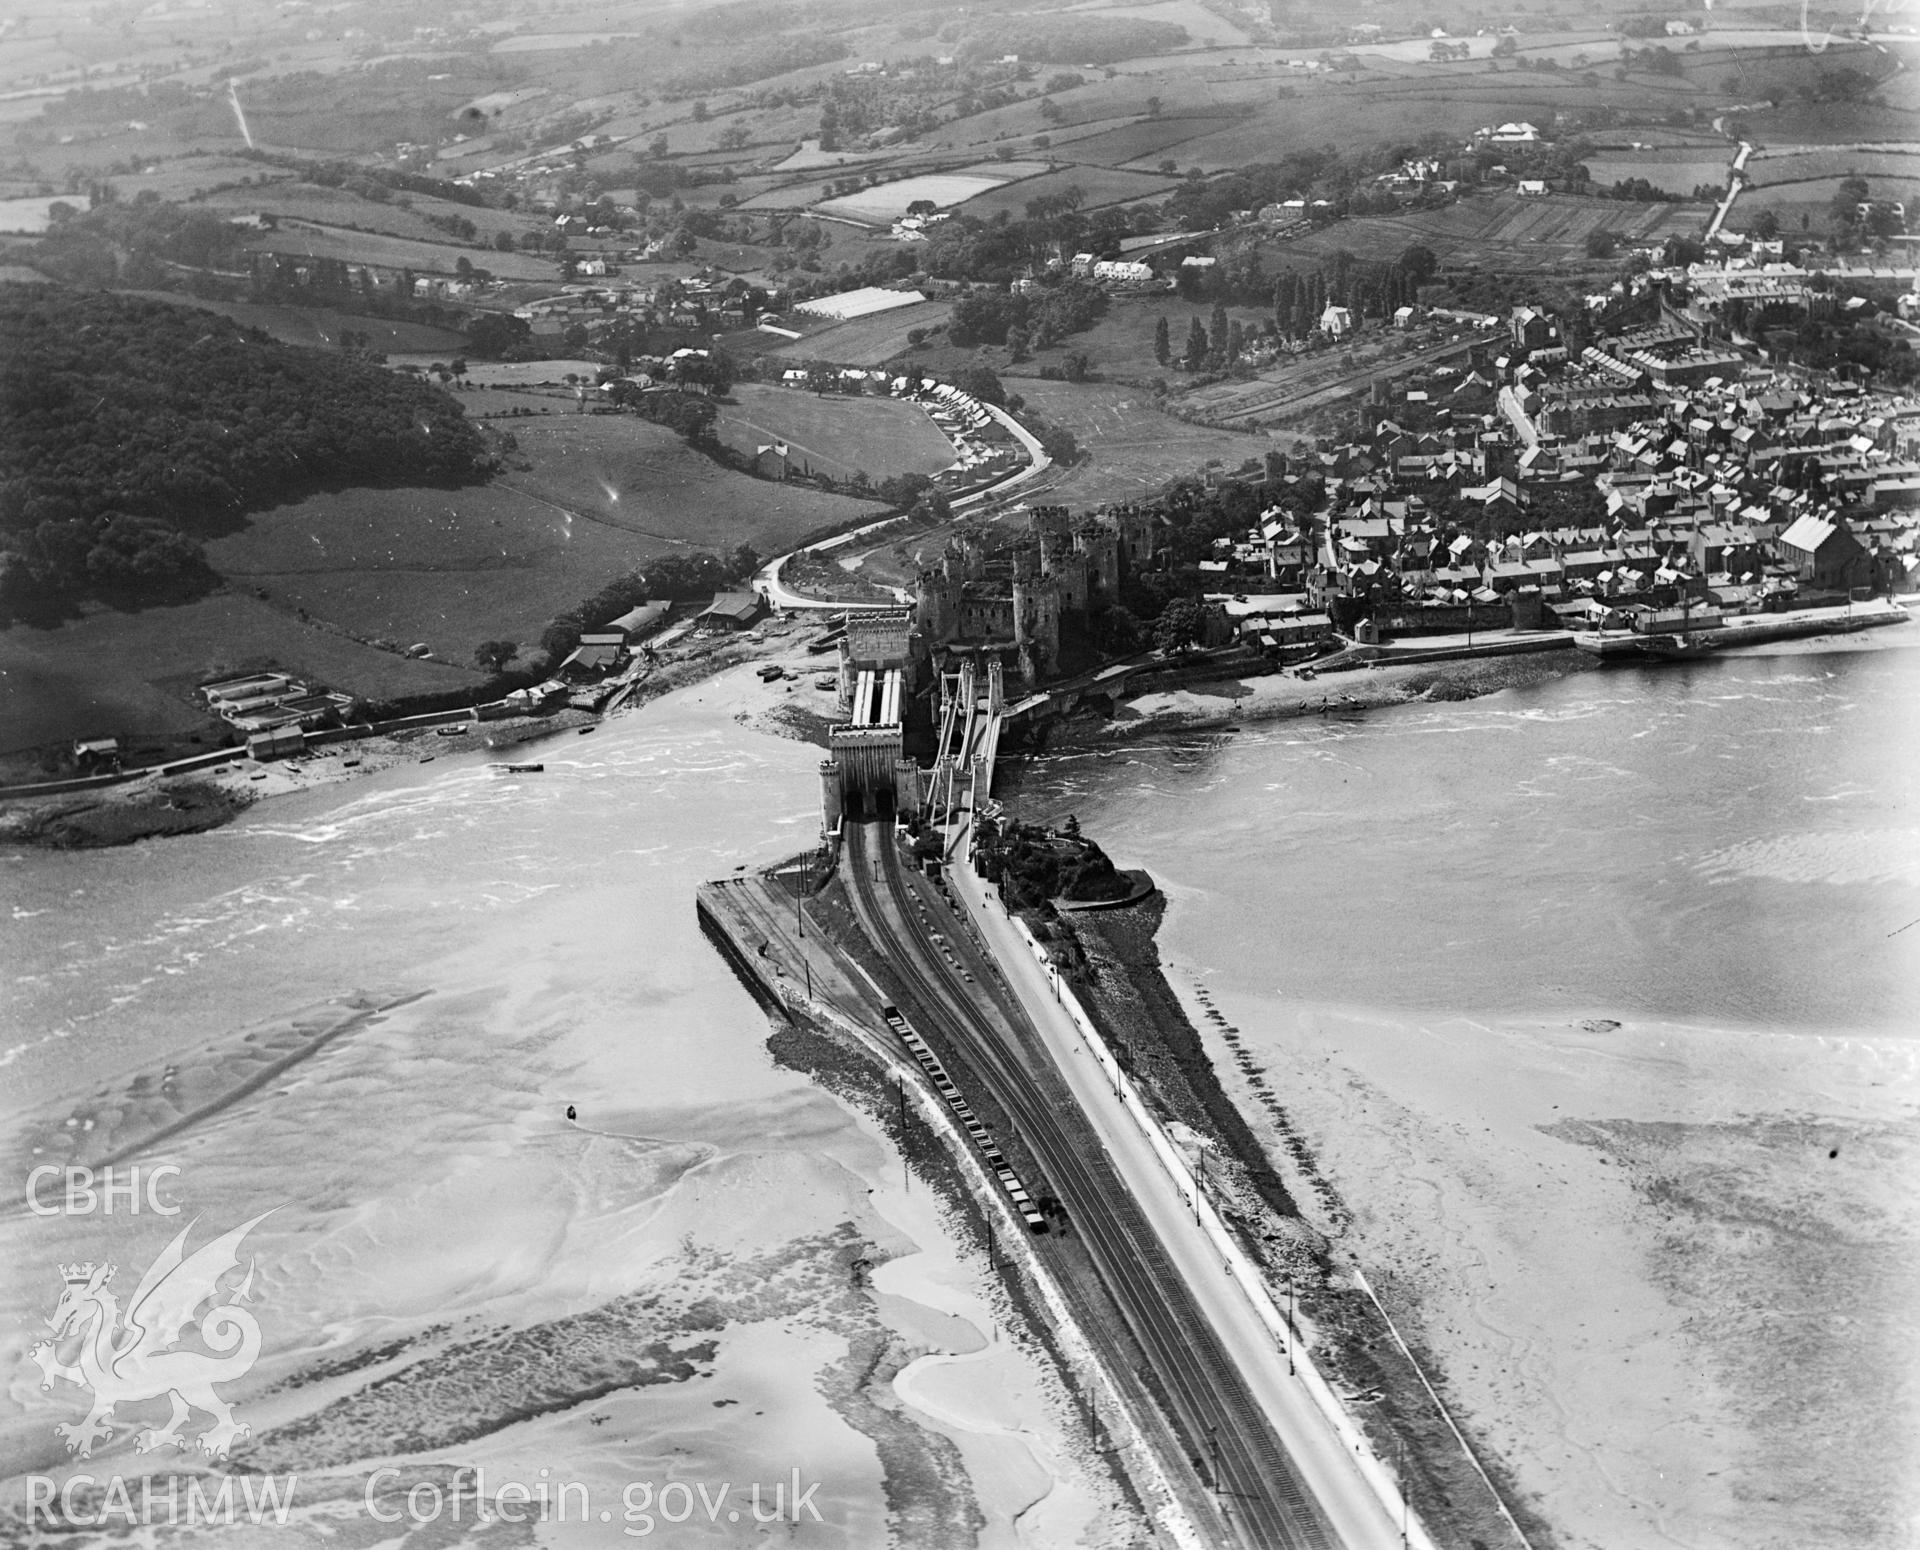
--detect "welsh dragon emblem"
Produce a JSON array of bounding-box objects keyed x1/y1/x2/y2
[{"x1": 29, "y1": 1212, "x2": 271, "y2": 1461}]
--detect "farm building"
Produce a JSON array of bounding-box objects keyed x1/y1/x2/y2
[
  {"x1": 607, "y1": 602, "x2": 671, "y2": 641},
  {"x1": 795, "y1": 288, "x2": 926, "y2": 321},
  {"x1": 698, "y1": 592, "x2": 768, "y2": 632}
]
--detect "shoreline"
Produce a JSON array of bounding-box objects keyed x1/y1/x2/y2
[
  {"x1": 18, "y1": 613, "x2": 1911, "y2": 851},
  {"x1": 0, "y1": 617, "x2": 835, "y2": 850},
  {"x1": 1051, "y1": 648, "x2": 1600, "y2": 747}
]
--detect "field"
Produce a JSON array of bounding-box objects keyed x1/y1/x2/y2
[
  {"x1": 772, "y1": 141, "x2": 895, "y2": 173},
  {"x1": 246, "y1": 223, "x2": 557, "y2": 282},
  {"x1": 766, "y1": 300, "x2": 955, "y2": 366},
  {"x1": 384, "y1": 357, "x2": 602, "y2": 384},
  {"x1": 118, "y1": 294, "x2": 470, "y2": 355},
  {"x1": 1010, "y1": 379, "x2": 1267, "y2": 504},
  {"x1": 0, "y1": 593, "x2": 478, "y2": 754},
  {"x1": 1738, "y1": 144, "x2": 1920, "y2": 225},
  {"x1": 960, "y1": 166, "x2": 1182, "y2": 217},
  {"x1": 71, "y1": 153, "x2": 296, "y2": 206},
  {"x1": 1585, "y1": 152, "x2": 1732, "y2": 194},
  {"x1": 0, "y1": 197, "x2": 64, "y2": 234},
  {"x1": 1093, "y1": 0, "x2": 1255, "y2": 46},
  {"x1": 1058, "y1": 116, "x2": 1236, "y2": 167},
  {"x1": 1748, "y1": 147, "x2": 1920, "y2": 180},
  {"x1": 196, "y1": 182, "x2": 540, "y2": 250},
  {"x1": 814, "y1": 173, "x2": 1015, "y2": 225},
  {"x1": 202, "y1": 416, "x2": 882, "y2": 673},
  {"x1": 1275, "y1": 192, "x2": 1713, "y2": 270},
  {"x1": 713, "y1": 384, "x2": 956, "y2": 482}
]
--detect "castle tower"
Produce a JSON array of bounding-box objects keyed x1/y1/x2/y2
[
  {"x1": 1012, "y1": 578, "x2": 1060, "y2": 682},
  {"x1": 1075, "y1": 527, "x2": 1121, "y2": 600},
  {"x1": 914, "y1": 570, "x2": 957, "y2": 645}
]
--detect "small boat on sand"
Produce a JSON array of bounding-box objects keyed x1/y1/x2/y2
[{"x1": 491, "y1": 762, "x2": 545, "y2": 774}]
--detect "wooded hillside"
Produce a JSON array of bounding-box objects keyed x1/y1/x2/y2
[{"x1": 0, "y1": 285, "x2": 491, "y2": 617}]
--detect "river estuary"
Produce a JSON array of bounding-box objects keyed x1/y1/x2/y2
[
  {"x1": 1012, "y1": 634, "x2": 1920, "y2": 1550},
  {"x1": 3, "y1": 638, "x2": 1916, "y2": 1550}
]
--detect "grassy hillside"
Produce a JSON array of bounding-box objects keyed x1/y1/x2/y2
[
  {"x1": 204, "y1": 416, "x2": 885, "y2": 671},
  {"x1": 713, "y1": 384, "x2": 957, "y2": 482}
]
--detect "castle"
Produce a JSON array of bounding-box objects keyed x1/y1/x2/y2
[
  {"x1": 819, "y1": 503, "x2": 1160, "y2": 834},
  {"x1": 911, "y1": 504, "x2": 1158, "y2": 685}
]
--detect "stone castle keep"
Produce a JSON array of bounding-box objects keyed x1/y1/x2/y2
[{"x1": 821, "y1": 504, "x2": 1160, "y2": 830}]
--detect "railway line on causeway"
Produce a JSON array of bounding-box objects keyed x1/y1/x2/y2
[{"x1": 840, "y1": 817, "x2": 1337, "y2": 1550}]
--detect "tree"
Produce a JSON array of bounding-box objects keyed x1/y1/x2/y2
[
  {"x1": 493, "y1": 229, "x2": 517, "y2": 252},
  {"x1": 1396, "y1": 244, "x2": 1438, "y2": 286},
  {"x1": 956, "y1": 365, "x2": 1007, "y2": 406},
  {"x1": 1752, "y1": 208, "x2": 1780, "y2": 241},
  {"x1": 1153, "y1": 597, "x2": 1203, "y2": 654},
  {"x1": 466, "y1": 309, "x2": 532, "y2": 359},
  {"x1": 1585, "y1": 228, "x2": 1618, "y2": 259},
  {"x1": 1183, "y1": 315, "x2": 1209, "y2": 368},
  {"x1": 1153, "y1": 314, "x2": 1171, "y2": 365},
  {"x1": 474, "y1": 639, "x2": 518, "y2": 673},
  {"x1": 691, "y1": 101, "x2": 709, "y2": 121}
]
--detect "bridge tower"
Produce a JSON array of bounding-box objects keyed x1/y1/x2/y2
[
  {"x1": 893, "y1": 758, "x2": 923, "y2": 817},
  {"x1": 987, "y1": 656, "x2": 1005, "y2": 714},
  {"x1": 818, "y1": 758, "x2": 842, "y2": 837}
]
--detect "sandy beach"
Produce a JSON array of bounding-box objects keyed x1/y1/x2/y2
[
  {"x1": 1180, "y1": 991, "x2": 1920, "y2": 1550},
  {"x1": 1, "y1": 662, "x2": 1132, "y2": 1548}
]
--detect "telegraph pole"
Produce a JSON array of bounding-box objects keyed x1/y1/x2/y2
[
  {"x1": 897, "y1": 1077, "x2": 909, "y2": 1192},
  {"x1": 1287, "y1": 1272, "x2": 1296, "y2": 1376}
]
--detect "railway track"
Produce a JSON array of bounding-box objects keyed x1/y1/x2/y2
[{"x1": 841, "y1": 819, "x2": 1335, "y2": 1550}]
